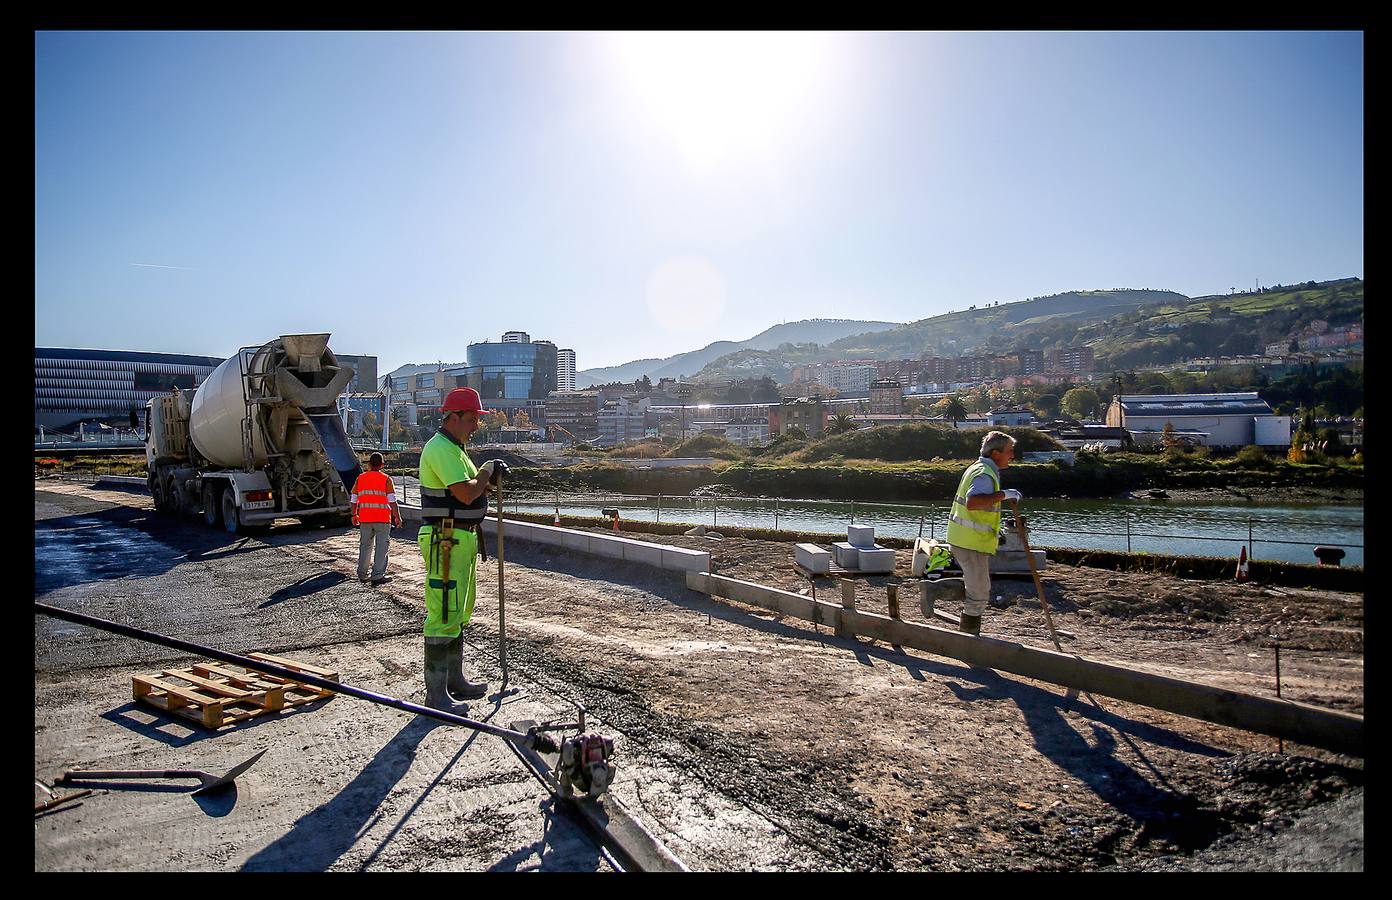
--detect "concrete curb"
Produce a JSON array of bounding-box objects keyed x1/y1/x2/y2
[
  {"x1": 401, "y1": 504, "x2": 711, "y2": 575},
  {"x1": 686, "y1": 570, "x2": 1364, "y2": 757}
]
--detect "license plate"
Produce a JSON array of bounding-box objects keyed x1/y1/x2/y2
[{"x1": 243, "y1": 500, "x2": 274, "y2": 510}]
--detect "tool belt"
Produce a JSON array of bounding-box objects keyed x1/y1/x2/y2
[{"x1": 427, "y1": 516, "x2": 486, "y2": 565}]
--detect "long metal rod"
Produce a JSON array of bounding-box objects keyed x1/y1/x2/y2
[
  {"x1": 33, "y1": 602, "x2": 546, "y2": 749},
  {"x1": 496, "y1": 479, "x2": 508, "y2": 685}
]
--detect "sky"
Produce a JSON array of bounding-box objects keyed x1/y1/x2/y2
[{"x1": 35, "y1": 31, "x2": 1363, "y2": 375}]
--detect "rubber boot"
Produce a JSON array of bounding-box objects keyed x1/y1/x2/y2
[
  {"x1": 958, "y1": 613, "x2": 982, "y2": 636},
  {"x1": 446, "y1": 635, "x2": 488, "y2": 700},
  {"x1": 423, "y1": 639, "x2": 470, "y2": 712}
]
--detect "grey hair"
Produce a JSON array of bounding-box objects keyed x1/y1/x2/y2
[{"x1": 981, "y1": 430, "x2": 1016, "y2": 457}]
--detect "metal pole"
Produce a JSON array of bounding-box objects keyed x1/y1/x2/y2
[
  {"x1": 918, "y1": 509, "x2": 925, "y2": 539},
  {"x1": 1126, "y1": 512, "x2": 1132, "y2": 554},
  {"x1": 657, "y1": 493, "x2": 662, "y2": 524},
  {"x1": 1275, "y1": 641, "x2": 1283, "y2": 753},
  {"x1": 850, "y1": 501, "x2": 855, "y2": 524},
  {"x1": 1248, "y1": 516, "x2": 1254, "y2": 562},
  {"x1": 496, "y1": 478, "x2": 508, "y2": 685},
  {"x1": 33, "y1": 602, "x2": 550, "y2": 750},
  {"x1": 774, "y1": 497, "x2": 779, "y2": 531}
]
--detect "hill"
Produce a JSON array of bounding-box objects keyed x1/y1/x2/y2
[{"x1": 576, "y1": 318, "x2": 899, "y2": 387}]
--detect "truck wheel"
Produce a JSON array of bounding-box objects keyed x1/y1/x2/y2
[
  {"x1": 222, "y1": 491, "x2": 243, "y2": 535},
  {"x1": 168, "y1": 476, "x2": 191, "y2": 518},
  {"x1": 150, "y1": 475, "x2": 169, "y2": 512},
  {"x1": 202, "y1": 483, "x2": 224, "y2": 528}
]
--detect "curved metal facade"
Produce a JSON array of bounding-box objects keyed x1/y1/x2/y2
[
  {"x1": 35, "y1": 348, "x2": 223, "y2": 432},
  {"x1": 463, "y1": 341, "x2": 558, "y2": 404}
]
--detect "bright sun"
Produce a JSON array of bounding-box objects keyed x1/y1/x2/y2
[{"x1": 601, "y1": 32, "x2": 834, "y2": 168}]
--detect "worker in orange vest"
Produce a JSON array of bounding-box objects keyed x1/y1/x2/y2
[{"x1": 351, "y1": 452, "x2": 403, "y2": 585}]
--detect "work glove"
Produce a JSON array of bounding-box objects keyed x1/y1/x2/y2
[
  {"x1": 1002, "y1": 488, "x2": 1023, "y2": 503},
  {"x1": 478, "y1": 459, "x2": 510, "y2": 485}
]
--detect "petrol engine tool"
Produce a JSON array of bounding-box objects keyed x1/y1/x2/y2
[
  {"x1": 60, "y1": 748, "x2": 268, "y2": 796},
  {"x1": 34, "y1": 603, "x2": 616, "y2": 793}
]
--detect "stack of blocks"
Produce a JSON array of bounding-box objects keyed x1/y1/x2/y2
[{"x1": 828, "y1": 525, "x2": 896, "y2": 573}]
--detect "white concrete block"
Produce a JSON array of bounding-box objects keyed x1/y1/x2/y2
[
  {"x1": 989, "y1": 549, "x2": 1047, "y2": 574},
  {"x1": 856, "y1": 546, "x2": 897, "y2": 573},
  {"x1": 794, "y1": 543, "x2": 832, "y2": 574},
  {"x1": 623, "y1": 541, "x2": 664, "y2": 567},
  {"x1": 832, "y1": 542, "x2": 861, "y2": 569},
  {"x1": 662, "y1": 547, "x2": 711, "y2": 573},
  {"x1": 847, "y1": 525, "x2": 876, "y2": 548},
  {"x1": 592, "y1": 536, "x2": 627, "y2": 559}
]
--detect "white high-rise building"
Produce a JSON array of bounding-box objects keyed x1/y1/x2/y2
[
  {"x1": 557, "y1": 348, "x2": 577, "y2": 391},
  {"x1": 501, "y1": 331, "x2": 530, "y2": 344}
]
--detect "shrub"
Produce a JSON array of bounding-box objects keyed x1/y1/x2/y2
[{"x1": 1234, "y1": 445, "x2": 1270, "y2": 467}]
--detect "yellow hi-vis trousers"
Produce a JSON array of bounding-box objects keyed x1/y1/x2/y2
[{"x1": 419, "y1": 524, "x2": 478, "y2": 639}]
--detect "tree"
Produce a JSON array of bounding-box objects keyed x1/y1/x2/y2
[
  {"x1": 1061, "y1": 387, "x2": 1100, "y2": 419},
  {"x1": 942, "y1": 396, "x2": 968, "y2": 425},
  {"x1": 827, "y1": 413, "x2": 857, "y2": 435},
  {"x1": 1032, "y1": 393, "x2": 1060, "y2": 417},
  {"x1": 512, "y1": 410, "x2": 534, "y2": 430},
  {"x1": 482, "y1": 411, "x2": 509, "y2": 431}
]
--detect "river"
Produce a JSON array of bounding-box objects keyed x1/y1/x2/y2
[{"x1": 397, "y1": 478, "x2": 1363, "y2": 568}]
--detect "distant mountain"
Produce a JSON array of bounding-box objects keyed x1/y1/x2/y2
[{"x1": 576, "y1": 318, "x2": 900, "y2": 387}]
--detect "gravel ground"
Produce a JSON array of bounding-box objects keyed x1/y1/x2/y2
[{"x1": 35, "y1": 480, "x2": 1363, "y2": 871}]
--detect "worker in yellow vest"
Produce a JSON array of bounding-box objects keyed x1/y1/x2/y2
[
  {"x1": 945, "y1": 431, "x2": 1022, "y2": 635},
  {"x1": 416, "y1": 387, "x2": 508, "y2": 710},
  {"x1": 351, "y1": 452, "x2": 402, "y2": 585}
]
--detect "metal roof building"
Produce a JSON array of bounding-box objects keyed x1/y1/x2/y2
[
  {"x1": 1104, "y1": 392, "x2": 1291, "y2": 448},
  {"x1": 35, "y1": 347, "x2": 224, "y2": 433}
]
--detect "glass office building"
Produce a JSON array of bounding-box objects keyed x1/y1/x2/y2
[
  {"x1": 462, "y1": 337, "x2": 558, "y2": 422},
  {"x1": 35, "y1": 347, "x2": 224, "y2": 432}
]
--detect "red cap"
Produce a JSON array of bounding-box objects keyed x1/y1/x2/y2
[{"x1": 441, "y1": 387, "x2": 487, "y2": 414}]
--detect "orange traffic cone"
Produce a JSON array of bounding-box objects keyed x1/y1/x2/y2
[
  {"x1": 553, "y1": 508, "x2": 561, "y2": 526},
  {"x1": 1235, "y1": 546, "x2": 1250, "y2": 582}
]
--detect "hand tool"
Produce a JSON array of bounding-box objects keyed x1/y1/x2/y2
[
  {"x1": 35, "y1": 603, "x2": 611, "y2": 791},
  {"x1": 35, "y1": 789, "x2": 93, "y2": 814},
  {"x1": 1010, "y1": 500, "x2": 1078, "y2": 700},
  {"x1": 59, "y1": 748, "x2": 268, "y2": 796},
  {"x1": 495, "y1": 469, "x2": 508, "y2": 686}
]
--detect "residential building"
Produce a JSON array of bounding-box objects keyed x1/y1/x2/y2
[
  {"x1": 544, "y1": 390, "x2": 600, "y2": 442},
  {"x1": 501, "y1": 331, "x2": 530, "y2": 344},
  {"x1": 722, "y1": 418, "x2": 771, "y2": 446},
  {"x1": 776, "y1": 396, "x2": 827, "y2": 436},
  {"x1": 557, "y1": 348, "x2": 577, "y2": 391},
  {"x1": 868, "y1": 379, "x2": 904, "y2": 415},
  {"x1": 596, "y1": 397, "x2": 650, "y2": 447}
]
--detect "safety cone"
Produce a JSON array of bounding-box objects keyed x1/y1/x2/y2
[
  {"x1": 553, "y1": 509, "x2": 561, "y2": 526},
  {"x1": 1235, "y1": 546, "x2": 1250, "y2": 582}
]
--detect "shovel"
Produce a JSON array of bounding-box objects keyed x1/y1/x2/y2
[{"x1": 59, "y1": 748, "x2": 267, "y2": 796}]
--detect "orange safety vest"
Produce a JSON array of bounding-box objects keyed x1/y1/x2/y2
[{"x1": 352, "y1": 470, "x2": 395, "y2": 524}]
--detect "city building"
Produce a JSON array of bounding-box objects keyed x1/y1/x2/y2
[
  {"x1": 557, "y1": 348, "x2": 577, "y2": 391},
  {"x1": 722, "y1": 418, "x2": 771, "y2": 446},
  {"x1": 333, "y1": 354, "x2": 378, "y2": 394},
  {"x1": 501, "y1": 331, "x2": 531, "y2": 344},
  {"x1": 1105, "y1": 393, "x2": 1291, "y2": 448},
  {"x1": 987, "y1": 408, "x2": 1035, "y2": 427},
  {"x1": 460, "y1": 334, "x2": 559, "y2": 424},
  {"x1": 596, "y1": 397, "x2": 650, "y2": 447},
  {"x1": 868, "y1": 379, "x2": 904, "y2": 415},
  {"x1": 35, "y1": 347, "x2": 223, "y2": 432},
  {"x1": 544, "y1": 390, "x2": 600, "y2": 442},
  {"x1": 776, "y1": 396, "x2": 827, "y2": 437}
]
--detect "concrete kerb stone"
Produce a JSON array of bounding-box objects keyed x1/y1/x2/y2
[
  {"x1": 687, "y1": 571, "x2": 1363, "y2": 757},
  {"x1": 452, "y1": 507, "x2": 711, "y2": 574}
]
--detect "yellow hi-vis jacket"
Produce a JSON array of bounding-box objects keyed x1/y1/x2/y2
[{"x1": 946, "y1": 459, "x2": 1002, "y2": 554}]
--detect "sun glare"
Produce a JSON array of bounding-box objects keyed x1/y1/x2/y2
[{"x1": 603, "y1": 32, "x2": 835, "y2": 168}]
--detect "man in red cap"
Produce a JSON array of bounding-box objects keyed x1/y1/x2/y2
[{"x1": 415, "y1": 387, "x2": 508, "y2": 710}]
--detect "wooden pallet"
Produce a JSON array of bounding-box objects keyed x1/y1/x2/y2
[
  {"x1": 794, "y1": 561, "x2": 871, "y2": 579},
  {"x1": 132, "y1": 653, "x2": 337, "y2": 730}
]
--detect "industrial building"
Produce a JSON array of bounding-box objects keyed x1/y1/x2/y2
[
  {"x1": 35, "y1": 347, "x2": 224, "y2": 432},
  {"x1": 1105, "y1": 392, "x2": 1291, "y2": 448}
]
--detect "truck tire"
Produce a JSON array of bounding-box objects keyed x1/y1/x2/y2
[
  {"x1": 222, "y1": 490, "x2": 243, "y2": 535},
  {"x1": 168, "y1": 476, "x2": 192, "y2": 518},
  {"x1": 150, "y1": 475, "x2": 170, "y2": 513},
  {"x1": 202, "y1": 482, "x2": 224, "y2": 528}
]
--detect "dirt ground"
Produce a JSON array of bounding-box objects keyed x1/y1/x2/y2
[{"x1": 35, "y1": 480, "x2": 1363, "y2": 871}]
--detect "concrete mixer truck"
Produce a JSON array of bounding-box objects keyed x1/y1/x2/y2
[{"x1": 140, "y1": 333, "x2": 363, "y2": 534}]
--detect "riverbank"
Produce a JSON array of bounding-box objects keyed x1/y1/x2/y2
[{"x1": 1124, "y1": 485, "x2": 1364, "y2": 504}]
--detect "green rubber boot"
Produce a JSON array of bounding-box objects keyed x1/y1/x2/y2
[
  {"x1": 446, "y1": 635, "x2": 488, "y2": 700},
  {"x1": 423, "y1": 638, "x2": 470, "y2": 712}
]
